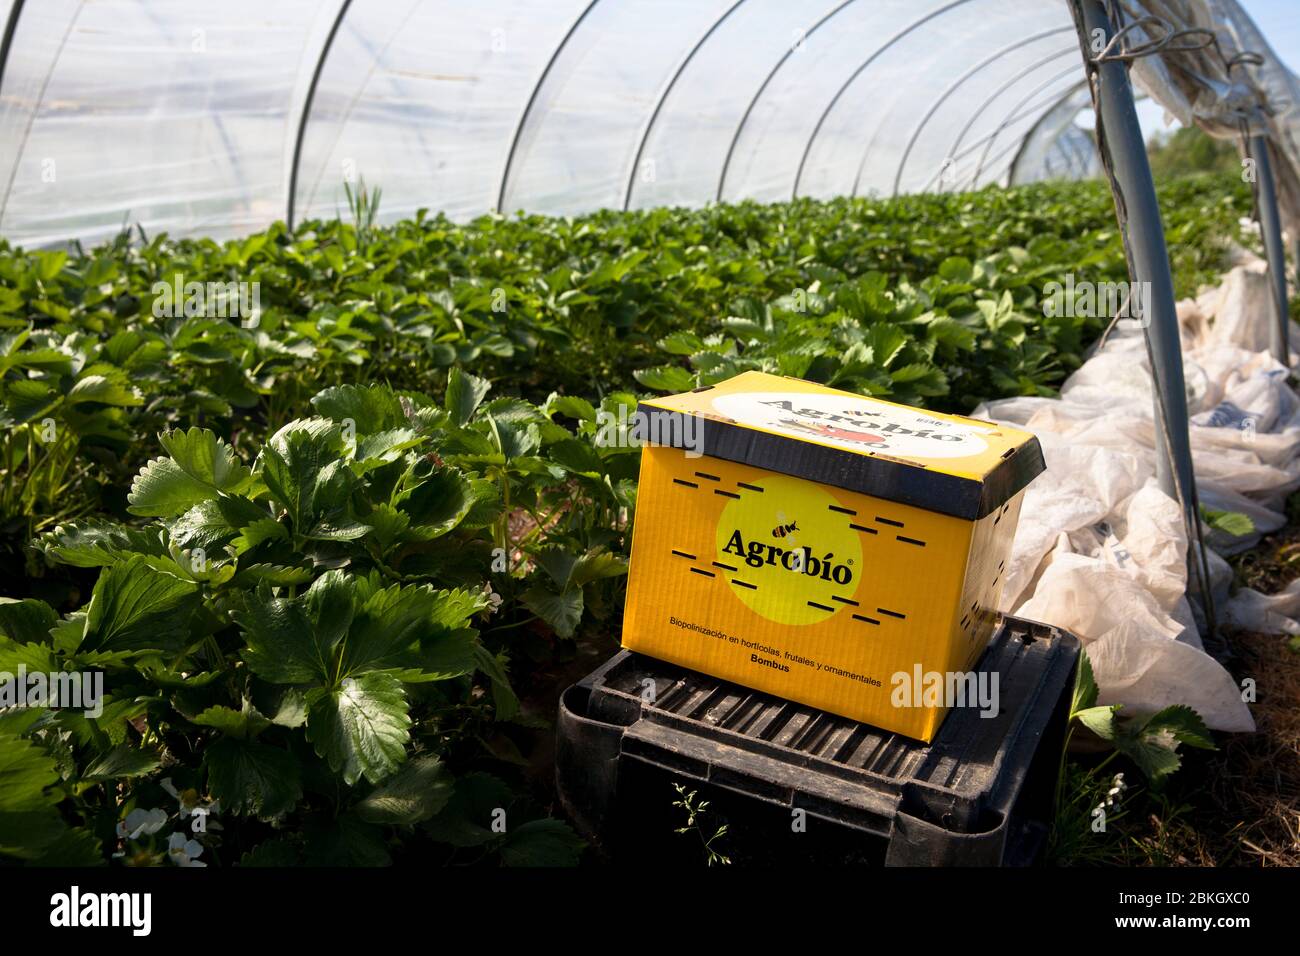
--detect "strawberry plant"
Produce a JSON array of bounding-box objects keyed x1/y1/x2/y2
[{"x1": 1, "y1": 375, "x2": 618, "y2": 865}]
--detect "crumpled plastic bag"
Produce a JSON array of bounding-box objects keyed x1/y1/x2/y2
[{"x1": 971, "y1": 261, "x2": 1300, "y2": 733}]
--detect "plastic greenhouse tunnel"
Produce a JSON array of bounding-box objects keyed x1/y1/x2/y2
[{"x1": 0, "y1": 0, "x2": 1298, "y2": 916}]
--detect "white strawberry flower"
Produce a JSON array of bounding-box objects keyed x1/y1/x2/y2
[
  {"x1": 1104, "y1": 772, "x2": 1127, "y2": 807},
  {"x1": 167, "y1": 832, "x2": 207, "y2": 867},
  {"x1": 116, "y1": 807, "x2": 167, "y2": 840}
]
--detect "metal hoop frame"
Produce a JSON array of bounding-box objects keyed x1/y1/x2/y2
[{"x1": 287, "y1": 0, "x2": 354, "y2": 230}]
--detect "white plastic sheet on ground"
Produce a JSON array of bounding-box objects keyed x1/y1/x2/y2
[{"x1": 974, "y1": 256, "x2": 1300, "y2": 733}]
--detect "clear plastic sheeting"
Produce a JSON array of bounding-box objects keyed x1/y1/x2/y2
[
  {"x1": 502, "y1": 0, "x2": 731, "y2": 215},
  {"x1": 0, "y1": 0, "x2": 326, "y2": 248},
  {"x1": 293, "y1": 0, "x2": 589, "y2": 224},
  {"x1": 626, "y1": 0, "x2": 831, "y2": 210},
  {"x1": 835, "y1": 3, "x2": 1080, "y2": 198},
  {"x1": 1009, "y1": 85, "x2": 1101, "y2": 185},
  {"x1": 0, "y1": 0, "x2": 1294, "y2": 247}
]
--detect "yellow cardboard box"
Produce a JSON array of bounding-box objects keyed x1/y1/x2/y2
[{"x1": 622, "y1": 371, "x2": 1045, "y2": 741}]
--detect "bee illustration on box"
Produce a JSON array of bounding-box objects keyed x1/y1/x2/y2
[
  {"x1": 778, "y1": 417, "x2": 886, "y2": 447},
  {"x1": 771, "y1": 512, "x2": 801, "y2": 566}
]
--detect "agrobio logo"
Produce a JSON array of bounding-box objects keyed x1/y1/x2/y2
[
  {"x1": 710, "y1": 391, "x2": 992, "y2": 459},
  {"x1": 715, "y1": 475, "x2": 861, "y2": 626}
]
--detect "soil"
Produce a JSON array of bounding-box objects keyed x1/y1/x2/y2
[{"x1": 1143, "y1": 513, "x2": 1300, "y2": 867}]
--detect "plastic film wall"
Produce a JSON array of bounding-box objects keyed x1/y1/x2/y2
[
  {"x1": 0, "y1": 0, "x2": 1121, "y2": 248},
  {"x1": 1009, "y1": 85, "x2": 1100, "y2": 185}
]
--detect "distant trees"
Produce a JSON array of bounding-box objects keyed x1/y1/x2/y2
[{"x1": 1147, "y1": 125, "x2": 1241, "y2": 180}]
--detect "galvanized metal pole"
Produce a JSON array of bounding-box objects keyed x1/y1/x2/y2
[
  {"x1": 1073, "y1": 0, "x2": 1195, "y2": 504},
  {"x1": 1251, "y1": 135, "x2": 1291, "y2": 365},
  {"x1": 1071, "y1": 0, "x2": 1224, "y2": 644}
]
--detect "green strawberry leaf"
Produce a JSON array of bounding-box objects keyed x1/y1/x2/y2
[
  {"x1": 352, "y1": 428, "x2": 424, "y2": 472},
  {"x1": 500, "y1": 818, "x2": 586, "y2": 867},
  {"x1": 33, "y1": 520, "x2": 167, "y2": 568},
  {"x1": 239, "y1": 570, "x2": 352, "y2": 685},
  {"x1": 633, "y1": 364, "x2": 694, "y2": 392},
  {"x1": 1131, "y1": 704, "x2": 1216, "y2": 751},
  {"x1": 305, "y1": 672, "x2": 411, "y2": 786},
  {"x1": 82, "y1": 744, "x2": 163, "y2": 779},
  {"x1": 445, "y1": 367, "x2": 491, "y2": 427},
  {"x1": 128, "y1": 457, "x2": 222, "y2": 517},
  {"x1": 1074, "y1": 705, "x2": 1118, "y2": 741},
  {"x1": 1071, "y1": 648, "x2": 1099, "y2": 714},
  {"x1": 0, "y1": 730, "x2": 66, "y2": 859},
  {"x1": 158, "y1": 426, "x2": 252, "y2": 492},
  {"x1": 0, "y1": 598, "x2": 58, "y2": 646},
  {"x1": 169, "y1": 495, "x2": 267, "y2": 552},
  {"x1": 67, "y1": 370, "x2": 143, "y2": 407},
  {"x1": 356, "y1": 755, "x2": 453, "y2": 825},
  {"x1": 259, "y1": 418, "x2": 369, "y2": 542},
  {"x1": 472, "y1": 643, "x2": 519, "y2": 721},
  {"x1": 312, "y1": 383, "x2": 409, "y2": 433},
  {"x1": 193, "y1": 703, "x2": 271, "y2": 740},
  {"x1": 338, "y1": 582, "x2": 481, "y2": 681},
  {"x1": 81, "y1": 556, "x2": 200, "y2": 655},
  {"x1": 421, "y1": 772, "x2": 513, "y2": 847},
  {"x1": 397, "y1": 467, "x2": 480, "y2": 540},
  {"x1": 522, "y1": 585, "x2": 583, "y2": 639},
  {"x1": 204, "y1": 737, "x2": 302, "y2": 819}
]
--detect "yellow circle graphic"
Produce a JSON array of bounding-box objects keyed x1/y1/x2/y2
[{"x1": 714, "y1": 475, "x2": 863, "y2": 626}]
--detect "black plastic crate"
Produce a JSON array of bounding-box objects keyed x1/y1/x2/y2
[{"x1": 556, "y1": 615, "x2": 1079, "y2": 866}]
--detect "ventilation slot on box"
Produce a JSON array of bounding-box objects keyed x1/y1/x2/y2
[
  {"x1": 829, "y1": 505, "x2": 857, "y2": 516},
  {"x1": 731, "y1": 579, "x2": 757, "y2": 590},
  {"x1": 690, "y1": 567, "x2": 715, "y2": 578},
  {"x1": 875, "y1": 517, "x2": 904, "y2": 528},
  {"x1": 714, "y1": 489, "x2": 740, "y2": 499},
  {"x1": 877, "y1": 607, "x2": 906, "y2": 619},
  {"x1": 852, "y1": 614, "x2": 881, "y2": 625},
  {"x1": 849, "y1": 523, "x2": 878, "y2": 535},
  {"x1": 694, "y1": 471, "x2": 720, "y2": 482},
  {"x1": 737, "y1": 482, "x2": 764, "y2": 492},
  {"x1": 673, "y1": 478, "x2": 698, "y2": 489},
  {"x1": 896, "y1": 536, "x2": 926, "y2": 547},
  {"x1": 671, "y1": 549, "x2": 696, "y2": 560}
]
